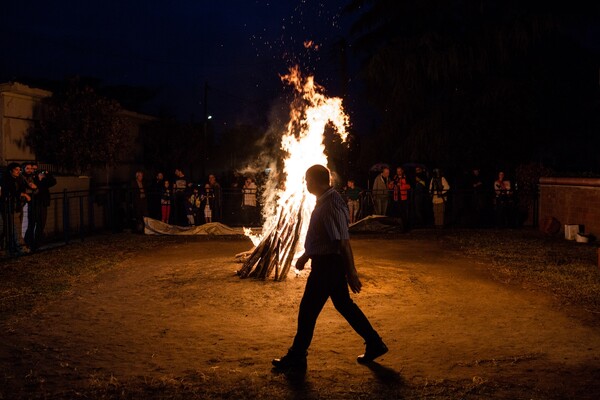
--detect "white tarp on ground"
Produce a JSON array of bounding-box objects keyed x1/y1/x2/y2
[
  {"x1": 348, "y1": 215, "x2": 404, "y2": 233},
  {"x1": 144, "y1": 217, "x2": 246, "y2": 236},
  {"x1": 144, "y1": 215, "x2": 402, "y2": 236}
]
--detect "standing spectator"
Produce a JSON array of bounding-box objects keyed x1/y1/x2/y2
[
  {"x1": 469, "y1": 168, "x2": 486, "y2": 226},
  {"x1": 390, "y1": 166, "x2": 411, "y2": 229},
  {"x1": 0, "y1": 173, "x2": 3, "y2": 249},
  {"x1": 2, "y1": 163, "x2": 30, "y2": 256},
  {"x1": 148, "y1": 172, "x2": 164, "y2": 220},
  {"x1": 372, "y1": 167, "x2": 390, "y2": 216},
  {"x1": 173, "y1": 168, "x2": 188, "y2": 226},
  {"x1": 208, "y1": 174, "x2": 222, "y2": 222},
  {"x1": 33, "y1": 169, "x2": 57, "y2": 248},
  {"x1": 21, "y1": 162, "x2": 38, "y2": 251},
  {"x1": 131, "y1": 170, "x2": 147, "y2": 232},
  {"x1": 202, "y1": 184, "x2": 214, "y2": 223},
  {"x1": 494, "y1": 171, "x2": 513, "y2": 227},
  {"x1": 344, "y1": 179, "x2": 362, "y2": 224},
  {"x1": 412, "y1": 166, "x2": 429, "y2": 226},
  {"x1": 241, "y1": 177, "x2": 258, "y2": 226},
  {"x1": 429, "y1": 168, "x2": 450, "y2": 227},
  {"x1": 493, "y1": 171, "x2": 512, "y2": 196},
  {"x1": 187, "y1": 186, "x2": 202, "y2": 226},
  {"x1": 160, "y1": 179, "x2": 171, "y2": 224}
]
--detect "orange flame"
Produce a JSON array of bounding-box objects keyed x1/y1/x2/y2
[{"x1": 246, "y1": 66, "x2": 349, "y2": 264}]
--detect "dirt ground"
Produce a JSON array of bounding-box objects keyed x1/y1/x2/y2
[{"x1": 2, "y1": 236, "x2": 600, "y2": 399}]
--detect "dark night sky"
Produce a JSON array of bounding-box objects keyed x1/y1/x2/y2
[{"x1": 0, "y1": 0, "x2": 355, "y2": 127}]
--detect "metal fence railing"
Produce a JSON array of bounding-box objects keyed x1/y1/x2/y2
[
  {"x1": 349, "y1": 187, "x2": 539, "y2": 229},
  {"x1": 1, "y1": 186, "x2": 539, "y2": 258},
  {"x1": 2, "y1": 188, "x2": 119, "y2": 256}
]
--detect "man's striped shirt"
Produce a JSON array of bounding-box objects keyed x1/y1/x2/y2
[{"x1": 304, "y1": 187, "x2": 350, "y2": 256}]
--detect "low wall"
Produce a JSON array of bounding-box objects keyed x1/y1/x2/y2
[
  {"x1": 52, "y1": 176, "x2": 91, "y2": 193},
  {"x1": 538, "y1": 177, "x2": 600, "y2": 236}
]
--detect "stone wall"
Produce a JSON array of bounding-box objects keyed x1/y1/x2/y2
[{"x1": 539, "y1": 177, "x2": 600, "y2": 237}]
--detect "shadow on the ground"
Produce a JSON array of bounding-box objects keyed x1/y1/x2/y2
[
  {"x1": 366, "y1": 361, "x2": 404, "y2": 384},
  {"x1": 272, "y1": 366, "x2": 315, "y2": 399}
]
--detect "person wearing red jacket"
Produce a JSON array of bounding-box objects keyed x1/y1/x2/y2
[{"x1": 389, "y1": 166, "x2": 411, "y2": 229}]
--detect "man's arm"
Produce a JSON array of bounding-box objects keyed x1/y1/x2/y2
[
  {"x1": 340, "y1": 239, "x2": 362, "y2": 294},
  {"x1": 295, "y1": 253, "x2": 310, "y2": 270},
  {"x1": 46, "y1": 174, "x2": 57, "y2": 188}
]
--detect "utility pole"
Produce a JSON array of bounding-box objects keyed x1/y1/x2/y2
[{"x1": 202, "y1": 82, "x2": 208, "y2": 178}]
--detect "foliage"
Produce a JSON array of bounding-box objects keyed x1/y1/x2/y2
[
  {"x1": 141, "y1": 120, "x2": 270, "y2": 181},
  {"x1": 100, "y1": 84, "x2": 158, "y2": 112},
  {"x1": 513, "y1": 162, "x2": 554, "y2": 217},
  {"x1": 344, "y1": 0, "x2": 600, "y2": 172},
  {"x1": 26, "y1": 78, "x2": 133, "y2": 174},
  {"x1": 213, "y1": 123, "x2": 267, "y2": 172},
  {"x1": 140, "y1": 119, "x2": 204, "y2": 178},
  {"x1": 515, "y1": 162, "x2": 553, "y2": 195}
]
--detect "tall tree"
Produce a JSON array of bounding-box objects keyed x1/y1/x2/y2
[
  {"x1": 140, "y1": 118, "x2": 205, "y2": 179},
  {"x1": 27, "y1": 78, "x2": 133, "y2": 174},
  {"x1": 344, "y1": 0, "x2": 600, "y2": 171}
]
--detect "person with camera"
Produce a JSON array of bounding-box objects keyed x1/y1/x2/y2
[{"x1": 33, "y1": 168, "x2": 57, "y2": 248}]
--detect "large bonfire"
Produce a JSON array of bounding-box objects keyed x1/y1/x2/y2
[{"x1": 237, "y1": 66, "x2": 349, "y2": 281}]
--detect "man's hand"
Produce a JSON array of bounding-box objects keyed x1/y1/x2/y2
[
  {"x1": 340, "y1": 239, "x2": 362, "y2": 294},
  {"x1": 295, "y1": 253, "x2": 310, "y2": 270},
  {"x1": 346, "y1": 266, "x2": 362, "y2": 294}
]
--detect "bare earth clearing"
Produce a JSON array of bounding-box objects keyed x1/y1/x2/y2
[{"x1": 1, "y1": 233, "x2": 599, "y2": 399}]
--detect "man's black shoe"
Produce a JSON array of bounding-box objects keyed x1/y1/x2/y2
[
  {"x1": 272, "y1": 351, "x2": 307, "y2": 371},
  {"x1": 357, "y1": 340, "x2": 388, "y2": 364}
]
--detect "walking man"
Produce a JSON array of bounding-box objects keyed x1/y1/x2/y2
[{"x1": 272, "y1": 164, "x2": 387, "y2": 371}]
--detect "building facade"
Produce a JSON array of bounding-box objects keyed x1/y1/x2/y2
[
  {"x1": 0, "y1": 81, "x2": 155, "y2": 186},
  {"x1": 0, "y1": 82, "x2": 51, "y2": 166}
]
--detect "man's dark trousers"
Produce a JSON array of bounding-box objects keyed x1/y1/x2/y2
[{"x1": 291, "y1": 254, "x2": 380, "y2": 352}]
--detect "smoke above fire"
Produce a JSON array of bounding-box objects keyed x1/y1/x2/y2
[{"x1": 238, "y1": 66, "x2": 349, "y2": 280}]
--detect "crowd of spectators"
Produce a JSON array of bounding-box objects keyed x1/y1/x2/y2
[
  {"x1": 1, "y1": 161, "x2": 57, "y2": 256},
  {"x1": 0, "y1": 161, "x2": 525, "y2": 257},
  {"x1": 130, "y1": 169, "x2": 260, "y2": 233},
  {"x1": 342, "y1": 165, "x2": 522, "y2": 230},
  {"x1": 133, "y1": 165, "x2": 521, "y2": 234}
]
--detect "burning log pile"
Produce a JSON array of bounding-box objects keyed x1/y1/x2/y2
[
  {"x1": 237, "y1": 194, "x2": 305, "y2": 281},
  {"x1": 237, "y1": 66, "x2": 349, "y2": 281}
]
